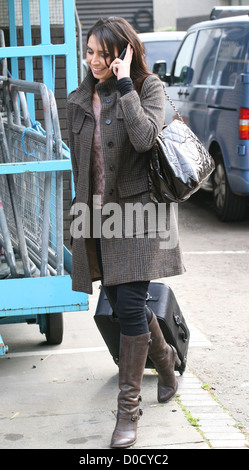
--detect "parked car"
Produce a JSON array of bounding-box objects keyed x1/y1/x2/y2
[
  {"x1": 139, "y1": 31, "x2": 185, "y2": 74},
  {"x1": 156, "y1": 8, "x2": 249, "y2": 221}
]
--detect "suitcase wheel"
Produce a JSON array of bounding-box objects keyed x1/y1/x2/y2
[{"x1": 177, "y1": 357, "x2": 187, "y2": 375}]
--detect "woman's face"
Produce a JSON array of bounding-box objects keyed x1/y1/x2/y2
[{"x1": 86, "y1": 34, "x2": 116, "y2": 83}]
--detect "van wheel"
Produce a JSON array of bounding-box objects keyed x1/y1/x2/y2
[{"x1": 212, "y1": 156, "x2": 247, "y2": 221}]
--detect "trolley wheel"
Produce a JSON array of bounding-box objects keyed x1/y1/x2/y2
[{"x1": 45, "y1": 312, "x2": 63, "y2": 345}]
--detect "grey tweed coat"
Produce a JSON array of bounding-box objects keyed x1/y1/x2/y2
[{"x1": 67, "y1": 71, "x2": 185, "y2": 294}]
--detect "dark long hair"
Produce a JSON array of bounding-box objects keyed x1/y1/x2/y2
[{"x1": 86, "y1": 17, "x2": 150, "y2": 92}]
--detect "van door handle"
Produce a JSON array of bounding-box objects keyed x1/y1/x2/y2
[
  {"x1": 178, "y1": 89, "x2": 183, "y2": 96},
  {"x1": 184, "y1": 89, "x2": 189, "y2": 97}
]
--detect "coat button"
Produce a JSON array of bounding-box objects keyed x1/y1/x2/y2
[
  {"x1": 109, "y1": 164, "x2": 115, "y2": 171},
  {"x1": 105, "y1": 119, "x2": 112, "y2": 125},
  {"x1": 108, "y1": 141, "x2": 114, "y2": 148},
  {"x1": 109, "y1": 189, "x2": 114, "y2": 195}
]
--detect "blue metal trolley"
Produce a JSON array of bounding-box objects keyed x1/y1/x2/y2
[{"x1": 0, "y1": 0, "x2": 88, "y2": 355}]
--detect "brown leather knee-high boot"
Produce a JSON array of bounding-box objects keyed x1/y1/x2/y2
[
  {"x1": 110, "y1": 332, "x2": 151, "y2": 448},
  {"x1": 148, "y1": 310, "x2": 180, "y2": 403}
]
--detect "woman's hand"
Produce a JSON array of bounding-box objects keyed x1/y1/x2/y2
[{"x1": 109, "y1": 43, "x2": 133, "y2": 80}]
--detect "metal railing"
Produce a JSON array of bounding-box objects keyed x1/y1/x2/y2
[{"x1": 210, "y1": 6, "x2": 249, "y2": 20}]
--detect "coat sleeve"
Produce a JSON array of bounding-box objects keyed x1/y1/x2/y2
[
  {"x1": 66, "y1": 98, "x2": 79, "y2": 196},
  {"x1": 118, "y1": 74, "x2": 165, "y2": 153}
]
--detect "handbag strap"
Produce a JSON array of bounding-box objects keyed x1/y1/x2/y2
[{"x1": 163, "y1": 84, "x2": 184, "y2": 123}]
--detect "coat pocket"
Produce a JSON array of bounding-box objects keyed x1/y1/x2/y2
[
  {"x1": 117, "y1": 176, "x2": 149, "y2": 199},
  {"x1": 117, "y1": 177, "x2": 154, "y2": 238},
  {"x1": 72, "y1": 108, "x2": 86, "y2": 134}
]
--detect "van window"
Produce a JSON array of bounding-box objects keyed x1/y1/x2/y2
[
  {"x1": 172, "y1": 32, "x2": 196, "y2": 85},
  {"x1": 143, "y1": 40, "x2": 183, "y2": 72},
  {"x1": 190, "y1": 28, "x2": 222, "y2": 85},
  {"x1": 245, "y1": 37, "x2": 249, "y2": 74},
  {"x1": 212, "y1": 28, "x2": 248, "y2": 86}
]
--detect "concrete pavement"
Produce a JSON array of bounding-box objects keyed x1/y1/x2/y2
[{"x1": 0, "y1": 281, "x2": 248, "y2": 450}]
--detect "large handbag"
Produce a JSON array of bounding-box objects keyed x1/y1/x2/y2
[{"x1": 148, "y1": 89, "x2": 215, "y2": 204}]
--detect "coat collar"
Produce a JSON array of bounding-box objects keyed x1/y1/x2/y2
[{"x1": 67, "y1": 70, "x2": 118, "y2": 113}]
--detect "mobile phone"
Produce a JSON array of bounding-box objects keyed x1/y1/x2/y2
[
  {"x1": 118, "y1": 48, "x2": 127, "y2": 60},
  {"x1": 111, "y1": 48, "x2": 127, "y2": 74}
]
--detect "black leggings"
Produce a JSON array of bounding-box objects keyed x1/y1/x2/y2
[{"x1": 96, "y1": 240, "x2": 152, "y2": 336}]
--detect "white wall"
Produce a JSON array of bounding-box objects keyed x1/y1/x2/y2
[
  {"x1": 153, "y1": 0, "x2": 229, "y2": 31},
  {"x1": 176, "y1": 0, "x2": 222, "y2": 19},
  {"x1": 153, "y1": 0, "x2": 176, "y2": 31}
]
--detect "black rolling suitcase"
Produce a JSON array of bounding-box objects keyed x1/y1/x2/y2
[{"x1": 94, "y1": 282, "x2": 190, "y2": 374}]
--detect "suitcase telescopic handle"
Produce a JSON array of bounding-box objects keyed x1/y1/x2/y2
[{"x1": 173, "y1": 313, "x2": 188, "y2": 343}]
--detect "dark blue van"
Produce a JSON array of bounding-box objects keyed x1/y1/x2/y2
[{"x1": 162, "y1": 8, "x2": 249, "y2": 221}]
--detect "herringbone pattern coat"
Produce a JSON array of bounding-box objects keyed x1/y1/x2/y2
[{"x1": 67, "y1": 72, "x2": 185, "y2": 294}]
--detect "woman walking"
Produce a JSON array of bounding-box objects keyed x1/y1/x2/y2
[{"x1": 67, "y1": 16, "x2": 185, "y2": 448}]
